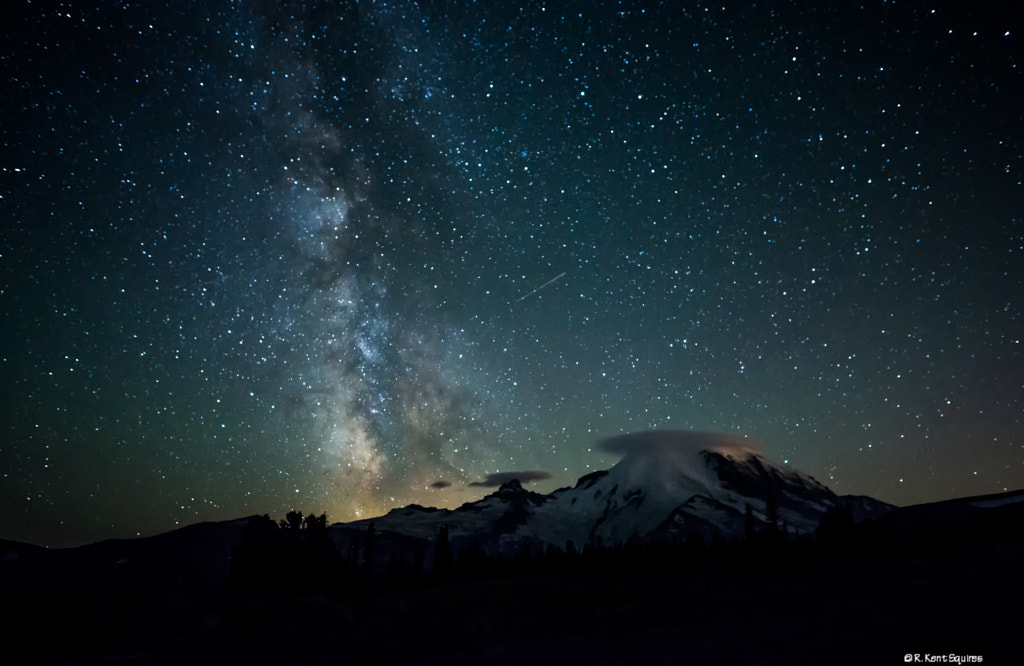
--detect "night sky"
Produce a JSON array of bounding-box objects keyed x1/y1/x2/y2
[{"x1": 2, "y1": 2, "x2": 1022, "y2": 547}]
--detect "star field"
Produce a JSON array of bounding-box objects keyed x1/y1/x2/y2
[{"x1": 2, "y1": 2, "x2": 1022, "y2": 546}]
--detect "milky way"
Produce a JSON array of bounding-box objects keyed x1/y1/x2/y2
[{"x1": 2, "y1": 2, "x2": 1022, "y2": 546}]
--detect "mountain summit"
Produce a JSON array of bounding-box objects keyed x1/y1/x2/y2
[{"x1": 338, "y1": 431, "x2": 892, "y2": 554}]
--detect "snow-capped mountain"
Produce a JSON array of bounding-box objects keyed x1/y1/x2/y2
[{"x1": 335, "y1": 431, "x2": 893, "y2": 555}]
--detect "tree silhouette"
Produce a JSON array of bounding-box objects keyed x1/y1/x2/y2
[
  {"x1": 363, "y1": 522, "x2": 376, "y2": 578},
  {"x1": 764, "y1": 492, "x2": 780, "y2": 537},
  {"x1": 744, "y1": 503, "x2": 756, "y2": 543},
  {"x1": 288, "y1": 510, "x2": 302, "y2": 530},
  {"x1": 229, "y1": 510, "x2": 340, "y2": 595},
  {"x1": 348, "y1": 527, "x2": 361, "y2": 570},
  {"x1": 433, "y1": 524, "x2": 452, "y2": 578},
  {"x1": 304, "y1": 512, "x2": 327, "y2": 530}
]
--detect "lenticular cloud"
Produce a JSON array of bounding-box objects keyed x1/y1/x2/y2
[{"x1": 598, "y1": 430, "x2": 763, "y2": 459}]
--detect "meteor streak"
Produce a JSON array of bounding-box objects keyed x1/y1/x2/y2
[{"x1": 514, "y1": 271, "x2": 567, "y2": 303}]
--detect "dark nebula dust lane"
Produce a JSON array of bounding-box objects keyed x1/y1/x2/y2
[{"x1": 1, "y1": 2, "x2": 1022, "y2": 546}]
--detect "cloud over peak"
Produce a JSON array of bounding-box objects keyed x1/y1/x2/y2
[
  {"x1": 469, "y1": 471, "x2": 552, "y2": 487},
  {"x1": 599, "y1": 430, "x2": 762, "y2": 458}
]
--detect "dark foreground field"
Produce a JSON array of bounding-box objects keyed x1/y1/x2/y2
[{"x1": 2, "y1": 551, "x2": 1018, "y2": 665}]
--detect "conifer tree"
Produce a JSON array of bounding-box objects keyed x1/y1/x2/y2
[{"x1": 434, "y1": 524, "x2": 452, "y2": 577}]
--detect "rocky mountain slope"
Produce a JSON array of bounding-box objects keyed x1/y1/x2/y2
[{"x1": 336, "y1": 431, "x2": 893, "y2": 556}]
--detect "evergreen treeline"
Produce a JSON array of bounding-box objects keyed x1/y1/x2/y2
[
  {"x1": 226, "y1": 502, "x2": 1008, "y2": 597},
  {"x1": 228, "y1": 511, "x2": 345, "y2": 595}
]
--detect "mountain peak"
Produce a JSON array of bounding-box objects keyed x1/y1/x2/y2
[
  {"x1": 470, "y1": 476, "x2": 550, "y2": 508},
  {"x1": 497, "y1": 478, "x2": 523, "y2": 492},
  {"x1": 336, "y1": 432, "x2": 891, "y2": 553},
  {"x1": 486, "y1": 477, "x2": 552, "y2": 507}
]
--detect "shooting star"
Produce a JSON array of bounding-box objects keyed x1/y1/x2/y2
[{"x1": 514, "y1": 271, "x2": 567, "y2": 303}]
